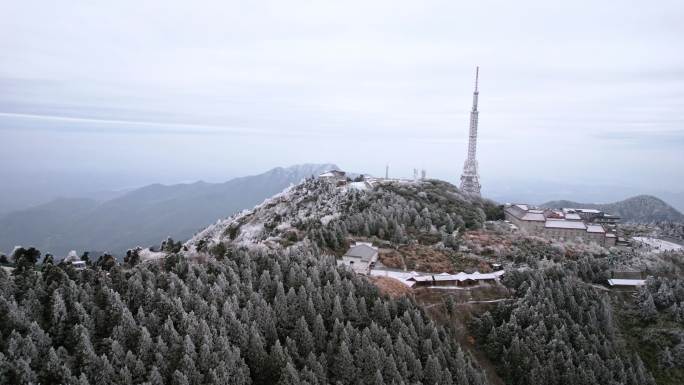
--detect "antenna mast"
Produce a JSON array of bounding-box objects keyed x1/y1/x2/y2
[{"x1": 459, "y1": 66, "x2": 482, "y2": 196}]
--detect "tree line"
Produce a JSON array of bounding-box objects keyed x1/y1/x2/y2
[
  {"x1": 0, "y1": 242, "x2": 488, "y2": 385},
  {"x1": 470, "y1": 268, "x2": 656, "y2": 385}
]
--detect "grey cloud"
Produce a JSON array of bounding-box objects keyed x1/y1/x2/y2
[{"x1": 0, "y1": 0, "x2": 683, "y2": 203}]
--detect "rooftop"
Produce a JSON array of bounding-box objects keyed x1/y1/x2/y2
[
  {"x1": 586, "y1": 224, "x2": 606, "y2": 233},
  {"x1": 344, "y1": 243, "x2": 378, "y2": 260},
  {"x1": 408, "y1": 270, "x2": 505, "y2": 282},
  {"x1": 544, "y1": 220, "x2": 586, "y2": 230},
  {"x1": 521, "y1": 212, "x2": 546, "y2": 221},
  {"x1": 319, "y1": 170, "x2": 346, "y2": 178},
  {"x1": 607, "y1": 279, "x2": 645, "y2": 286},
  {"x1": 567, "y1": 208, "x2": 602, "y2": 214}
]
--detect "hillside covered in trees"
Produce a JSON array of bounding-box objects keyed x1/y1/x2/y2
[
  {"x1": 0, "y1": 242, "x2": 489, "y2": 384},
  {"x1": 187, "y1": 178, "x2": 502, "y2": 257},
  {"x1": 0, "y1": 178, "x2": 502, "y2": 385},
  {"x1": 2, "y1": 176, "x2": 681, "y2": 385},
  {"x1": 471, "y1": 268, "x2": 656, "y2": 385}
]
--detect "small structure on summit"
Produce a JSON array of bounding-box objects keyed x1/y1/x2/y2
[
  {"x1": 337, "y1": 242, "x2": 378, "y2": 275},
  {"x1": 318, "y1": 170, "x2": 346, "y2": 180},
  {"x1": 318, "y1": 170, "x2": 347, "y2": 186},
  {"x1": 63, "y1": 250, "x2": 80, "y2": 263},
  {"x1": 63, "y1": 250, "x2": 86, "y2": 270}
]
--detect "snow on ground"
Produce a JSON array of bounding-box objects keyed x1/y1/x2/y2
[
  {"x1": 633, "y1": 237, "x2": 683, "y2": 252},
  {"x1": 348, "y1": 182, "x2": 369, "y2": 191},
  {"x1": 185, "y1": 183, "x2": 299, "y2": 249},
  {"x1": 236, "y1": 223, "x2": 265, "y2": 242},
  {"x1": 276, "y1": 222, "x2": 292, "y2": 231},
  {"x1": 139, "y1": 249, "x2": 166, "y2": 261}
]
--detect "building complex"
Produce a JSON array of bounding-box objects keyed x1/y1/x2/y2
[{"x1": 504, "y1": 204, "x2": 617, "y2": 246}]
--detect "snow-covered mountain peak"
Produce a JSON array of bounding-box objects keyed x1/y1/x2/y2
[{"x1": 185, "y1": 176, "x2": 498, "y2": 260}]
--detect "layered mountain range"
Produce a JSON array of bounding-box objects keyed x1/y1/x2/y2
[
  {"x1": 541, "y1": 195, "x2": 684, "y2": 223},
  {"x1": 0, "y1": 164, "x2": 337, "y2": 256}
]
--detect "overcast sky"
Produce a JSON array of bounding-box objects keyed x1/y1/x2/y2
[{"x1": 1, "y1": 0, "x2": 683, "y2": 209}]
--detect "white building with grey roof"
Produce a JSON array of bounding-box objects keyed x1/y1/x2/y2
[{"x1": 337, "y1": 242, "x2": 378, "y2": 275}]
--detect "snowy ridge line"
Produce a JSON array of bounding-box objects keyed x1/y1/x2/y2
[
  {"x1": 185, "y1": 182, "x2": 299, "y2": 249},
  {"x1": 185, "y1": 177, "x2": 351, "y2": 253},
  {"x1": 138, "y1": 248, "x2": 165, "y2": 261}
]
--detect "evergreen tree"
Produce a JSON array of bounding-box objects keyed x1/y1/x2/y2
[
  {"x1": 637, "y1": 289, "x2": 658, "y2": 322},
  {"x1": 12, "y1": 247, "x2": 40, "y2": 275},
  {"x1": 332, "y1": 342, "x2": 356, "y2": 385},
  {"x1": 278, "y1": 362, "x2": 302, "y2": 385},
  {"x1": 42, "y1": 253, "x2": 54, "y2": 265}
]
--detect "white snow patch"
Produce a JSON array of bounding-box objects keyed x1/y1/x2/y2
[
  {"x1": 633, "y1": 237, "x2": 682, "y2": 252},
  {"x1": 276, "y1": 222, "x2": 292, "y2": 231},
  {"x1": 349, "y1": 182, "x2": 369, "y2": 191},
  {"x1": 185, "y1": 183, "x2": 299, "y2": 250},
  {"x1": 139, "y1": 249, "x2": 166, "y2": 261},
  {"x1": 238, "y1": 223, "x2": 265, "y2": 240}
]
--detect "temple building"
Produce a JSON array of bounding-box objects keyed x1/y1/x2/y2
[{"x1": 504, "y1": 204, "x2": 617, "y2": 246}]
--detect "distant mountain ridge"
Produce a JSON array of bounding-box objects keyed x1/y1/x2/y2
[
  {"x1": 540, "y1": 194, "x2": 684, "y2": 223},
  {"x1": 483, "y1": 179, "x2": 684, "y2": 213},
  {"x1": 0, "y1": 163, "x2": 338, "y2": 256}
]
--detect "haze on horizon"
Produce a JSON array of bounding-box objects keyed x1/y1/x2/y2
[{"x1": 1, "y1": 0, "x2": 683, "y2": 212}]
